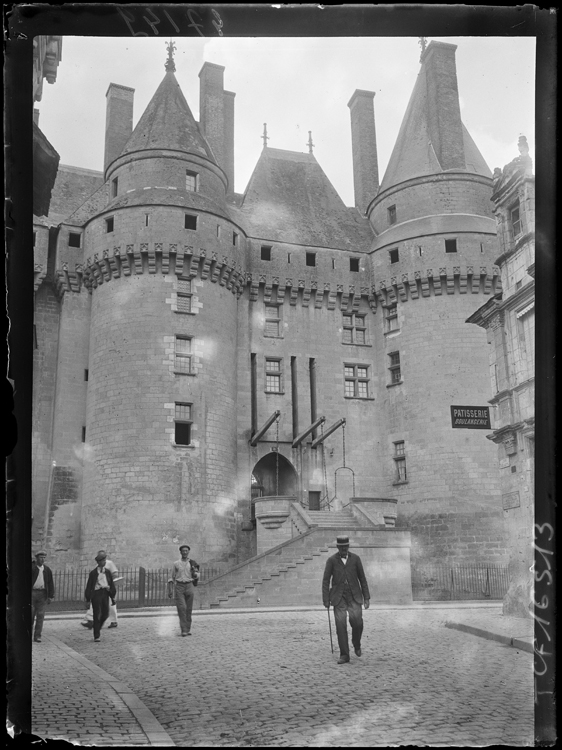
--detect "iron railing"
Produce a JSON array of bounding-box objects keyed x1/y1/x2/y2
[
  {"x1": 49, "y1": 565, "x2": 227, "y2": 611},
  {"x1": 411, "y1": 563, "x2": 510, "y2": 601}
]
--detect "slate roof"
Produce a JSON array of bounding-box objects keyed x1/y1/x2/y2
[
  {"x1": 238, "y1": 147, "x2": 372, "y2": 251},
  {"x1": 380, "y1": 61, "x2": 491, "y2": 193},
  {"x1": 119, "y1": 71, "x2": 214, "y2": 161},
  {"x1": 40, "y1": 164, "x2": 105, "y2": 226}
]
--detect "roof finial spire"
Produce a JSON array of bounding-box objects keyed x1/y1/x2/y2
[
  {"x1": 262, "y1": 123, "x2": 269, "y2": 148},
  {"x1": 165, "y1": 40, "x2": 176, "y2": 73},
  {"x1": 307, "y1": 131, "x2": 315, "y2": 154},
  {"x1": 418, "y1": 37, "x2": 427, "y2": 62}
]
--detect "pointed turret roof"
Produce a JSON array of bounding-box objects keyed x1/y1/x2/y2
[
  {"x1": 380, "y1": 41, "x2": 491, "y2": 193},
  {"x1": 120, "y1": 71, "x2": 215, "y2": 161},
  {"x1": 239, "y1": 147, "x2": 372, "y2": 250}
]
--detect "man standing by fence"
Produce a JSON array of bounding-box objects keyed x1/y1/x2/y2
[
  {"x1": 81, "y1": 551, "x2": 119, "y2": 630},
  {"x1": 85, "y1": 552, "x2": 117, "y2": 642},
  {"x1": 32, "y1": 550, "x2": 55, "y2": 643},
  {"x1": 168, "y1": 544, "x2": 200, "y2": 636}
]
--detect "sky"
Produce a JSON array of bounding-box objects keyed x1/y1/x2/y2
[{"x1": 36, "y1": 36, "x2": 536, "y2": 207}]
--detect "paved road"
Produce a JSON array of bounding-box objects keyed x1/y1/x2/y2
[{"x1": 33, "y1": 608, "x2": 534, "y2": 746}]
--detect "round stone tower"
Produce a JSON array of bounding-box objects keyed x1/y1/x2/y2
[
  {"x1": 366, "y1": 42, "x2": 508, "y2": 566},
  {"x1": 79, "y1": 52, "x2": 245, "y2": 567}
]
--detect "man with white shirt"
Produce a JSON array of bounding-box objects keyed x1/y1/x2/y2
[
  {"x1": 322, "y1": 535, "x2": 370, "y2": 664},
  {"x1": 32, "y1": 550, "x2": 55, "y2": 643},
  {"x1": 84, "y1": 551, "x2": 116, "y2": 642},
  {"x1": 81, "y1": 550, "x2": 119, "y2": 630},
  {"x1": 168, "y1": 544, "x2": 200, "y2": 636}
]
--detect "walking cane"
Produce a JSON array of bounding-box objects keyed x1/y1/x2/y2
[{"x1": 327, "y1": 605, "x2": 334, "y2": 653}]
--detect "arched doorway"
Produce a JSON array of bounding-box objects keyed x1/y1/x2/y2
[{"x1": 251, "y1": 453, "x2": 298, "y2": 498}]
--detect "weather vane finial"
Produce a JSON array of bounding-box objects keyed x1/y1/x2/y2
[
  {"x1": 307, "y1": 131, "x2": 314, "y2": 154},
  {"x1": 262, "y1": 123, "x2": 269, "y2": 148},
  {"x1": 418, "y1": 37, "x2": 428, "y2": 62},
  {"x1": 165, "y1": 40, "x2": 176, "y2": 73}
]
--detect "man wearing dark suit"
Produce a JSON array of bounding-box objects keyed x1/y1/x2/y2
[
  {"x1": 32, "y1": 550, "x2": 55, "y2": 643},
  {"x1": 85, "y1": 552, "x2": 116, "y2": 643},
  {"x1": 322, "y1": 535, "x2": 370, "y2": 664}
]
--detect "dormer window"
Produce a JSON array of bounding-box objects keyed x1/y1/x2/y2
[
  {"x1": 510, "y1": 201, "x2": 522, "y2": 237},
  {"x1": 186, "y1": 171, "x2": 199, "y2": 192}
]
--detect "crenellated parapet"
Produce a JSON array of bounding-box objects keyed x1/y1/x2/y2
[
  {"x1": 245, "y1": 273, "x2": 377, "y2": 312},
  {"x1": 80, "y1": 243, "x2": 247, "y2": 296},
  {"x1": 374, "y1": 265, "x2": 501, "y2": 306}
]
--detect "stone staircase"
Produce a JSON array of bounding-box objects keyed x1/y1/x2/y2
[{"x1": 306, "y1": 510, "x2": 363, "y2": 528}]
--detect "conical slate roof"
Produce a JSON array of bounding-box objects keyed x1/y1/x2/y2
[
  {"x1": 240, "y1": 147, "x2": 372, "y2": 250},
  {"x1": 120, "y1": 71, "x2": 215, "y2": 161},
  {"x1": 380, "y1": 44, "x2": 491, "y2": 192}
]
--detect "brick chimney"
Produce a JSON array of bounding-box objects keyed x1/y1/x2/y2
[
  {"x1": 421, "y1": 41, "x2": 466, "y2": 171},
  {"x1": 104, "y1": 83, "x2": 135, "y2": 175},
  {"x1": 347, "y1": 89, "x2": 379, "y2": 214}
]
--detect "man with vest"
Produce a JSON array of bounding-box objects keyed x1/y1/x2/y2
[
  {"x1": 32, "y1": 550, "x2": 55, "y2": 643},
  {"x1": 84, "y1": 551, "x2": 117, "y2": 642},
  {"x1": 322, "y1": 535, "x2": 370, "y2": 664},
  {"x1": 168, "y1": 544, "x2": 200, "y2": 636}
]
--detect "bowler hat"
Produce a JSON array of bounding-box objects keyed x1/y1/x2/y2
[
  {"x1": 36, "y1": 550, "x2": 47, "y2": 557},
  {"x1": 336, "y1": 535, "x2": 351, "y2": 546},
  {"x1": 95, "y1": 552, "x2": 107, "y2": 562},
  {"x1": 97, "y1": 549, "x2": 107, "y2": 558},
  {"x1": 179, "y1": 544, "x2": 190, "y2": 552}
]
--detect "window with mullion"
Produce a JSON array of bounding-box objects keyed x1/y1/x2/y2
[
  {"x1": 264, "y1": 304, "x2": 281, "y2": 337},
  {"x1": 342, "y1": 313, "x2": 367, "y2": 345},
  {"x1": 393, "y1": 441, "x2": 407, "y2": 482},
  {"x1": 344, "y1": 364, "x2": 369, "y2": 398},
  {"x1": 177, "y1": 278, "x2": 192, "y2": 313},
  {"x1": 175, "y1": 336, "x2": 192, "y2": 373},
  {"x1": 265, "y1": 358, "x2": 283, "y2": 393},
  {"x1": 174, "y1": 402, "x2": 193, "y2": 446},
  {"x1": 388, "y1": 351, "x2": 401, "y2": 383},
  {"x1": 384, "y1": 304, "x2": 399, "y2": 333}
]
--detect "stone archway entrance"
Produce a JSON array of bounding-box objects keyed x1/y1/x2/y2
[{"x1": 251, "y1": 453, "x2": 298, "y2": 498}]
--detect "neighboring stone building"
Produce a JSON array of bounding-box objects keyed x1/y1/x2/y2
[
  {"x1": 33, "y1": 41, "x2": 509, "y2": 577},
  {"x1": 467, "y1": 136, "x2": 535, "y2": 618}
]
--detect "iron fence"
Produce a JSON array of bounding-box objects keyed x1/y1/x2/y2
[
  {"x1": 49, "y1": 565, "x2": 227, "y2": 611},
  {"x1": 411, "y1": 563, "x2": 510, "y2": 601}
]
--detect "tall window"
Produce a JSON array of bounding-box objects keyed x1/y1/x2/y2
[
  {"x1": 105, "y1": 217, "x2": 114, "y2": 233},
  {"x1": 389, "y1": 248, "x2": 399, "y2": 264},
  {"x1": 233, "y1": 232, "x2": 239, "y2": 247},
  {"x1": 344, "y1": 364, "x2": 369, "y2": 398},
  {"x1": 350, "y1": 257, "x2": 360, "y2": 272},
  {"x1": 388, "y1": 351, "x2": 401, "y2": 383},
  {"x1": 342, "y1": 313, "x2": 367, "y2": 345},
  {"x1": 388, "y1": 204, "x2": 397, "y2": 225},
  {"x1": 264, "y1": 305, "x2": 282, "y2": 337},
  {"x1": 393, "y1": 441, "x2": 407, "y2": 483},
  {"x1": 510, "y1": 201, "x2": 522, "y2": 237},
  {"x1": 111, "y1": 177, "x2": 118, "y2": 198},
  {"x1": 185, "y1": 170, "x2": 198, "y2": 192},
  {"x1": 175, "y1": 402, "x2": 192, "y2": 446},
  {"x1": 384, "y1": 303, "x2": 399, "y2": 333},
  {"x1": 176, "y1": 278, "x2": 192, "y2": 313},
  {"x1": 517, "y1": 305, "x2": 535, "y2": 380},
  {"x1": 175, "y1": 336, "x2": 192, "y2": 373},
  {"x1": 265, "y1": 358, "x2": 283, "y2": 393},
  {"x1": 306, "y1": 252, "x2": 316, "y2": 267}
]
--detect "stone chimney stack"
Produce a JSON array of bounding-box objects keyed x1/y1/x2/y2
[
  {"x1": 199, "y1": 62, "x2": 226, "y2": 167},
  {"x1": 104, "y1": 83, "x2": 135, "y2": 176},
  {"x1": 223, "y1": 90, "x2": 236, "y2": 196},
  {"x1": 347, "y1": 89, "x2": 379, "y2": 214},
  {"x1": 421, "y1": 41, "x2": 466, "y2": 171}
]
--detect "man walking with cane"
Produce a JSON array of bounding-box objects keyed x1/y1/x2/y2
[{"x1": 322, "y1": 535, "x2": 370, "y2": 664}]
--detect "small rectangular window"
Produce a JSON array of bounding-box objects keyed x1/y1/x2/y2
[
  {"x1": 389, "y1": 248, "x2": 399, "y2": 264},
  {"x1": 342, "y1": 313, "x2": 367, "y2": 345},
  {"x1": 175, "y1": 336, "x2": 192, "y2": 373},
  {"x1": 445, "y1": 239, "x2": 457, "y2": 253},
  {"x1": 175, "y1": 402, "x2": 192, "y2": 445},
  {"x1": 111, "y1": 177, "x2": 118, "y2": 198},
  {"x1": 388, "y1": 205, "x2": 397, "y2": 225},
  {"x1": 264, "y1": 305, "x2": 281, "y2": 337},
  {"x1": 177, "y1": 278, "x2": 192, "y2": 313},
  {"x1": 105, "y1": 217, "x2": 114, "y2": 233},
  {"x1": 388, "y1": 351, "x2": 401, "y2": 383},
  {"x1": 287, "y1": 253, "x2": 291, "y2": 264},
  {"x1": 306, "y1": 252, "x2": 316, "y2": 267},
  {"x1": 393, "y1": 441, "x2": 407, "y2": 482},
  {"x1": 385, "y1": 304, "x2": 399, "y2": 333},
  {"x1": 84, "y1": 369, "x2": 89, "y2": 382},
  {"x1": 332, "y1": 259, "x2": 336, "y2": 270},
  {"x1": 350, "y1": 257, "x2": 360, "y2": 272},
  {"x1": 343, "y1": 364, "x2": 370, "y2": 399},
  {"x1": 145, "y1": 214, "x2": 150, "y2": 227},
  {"x1": 510, "y1": 202, "x2": 522, "y2": 237},
  {"x1": 217, "y1": 225, "x2": 221, "y2": 238},
  {"x1": 185, "y1": 214, "x2": 197, "y2": 230},
  {"x1": 233, "y1": 232, "x2": 239, "y2": 247},
  {"x1": 82, "y1": 426, "x2": 86, "y2": 443},
  {"x1": 261, "y1": 246, "x2": 272, "y2": 261},
  {"x1": 265, "y1": 358, "x2": 283, "y2": 393},
  {"x1": 185, "y1": 171, "x2": 198, "y2": 192},
  {"x1": 68, "y1": 232, "x2": 81, "y2": 248}
]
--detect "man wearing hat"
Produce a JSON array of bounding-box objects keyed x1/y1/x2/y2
[
  {"x1": 168, "y1": 544, "x2": 200, "y2": 636},
  {"x1": 322, "y1": 535, "x2": 370, "y2": 664},
  {"x1": 32, "y1": 550, "x2": 55, "y2": 643},
  {"x1": 84, "y1": 551, "x2": 117, "y2": 642},
  {"x1": 81, "y1": 551, "x2": 119, "y2": 630}
]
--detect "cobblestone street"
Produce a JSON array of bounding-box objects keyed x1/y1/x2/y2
[{"x1": 32, "y1": 607, "x2": 534, "y2": 747}]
